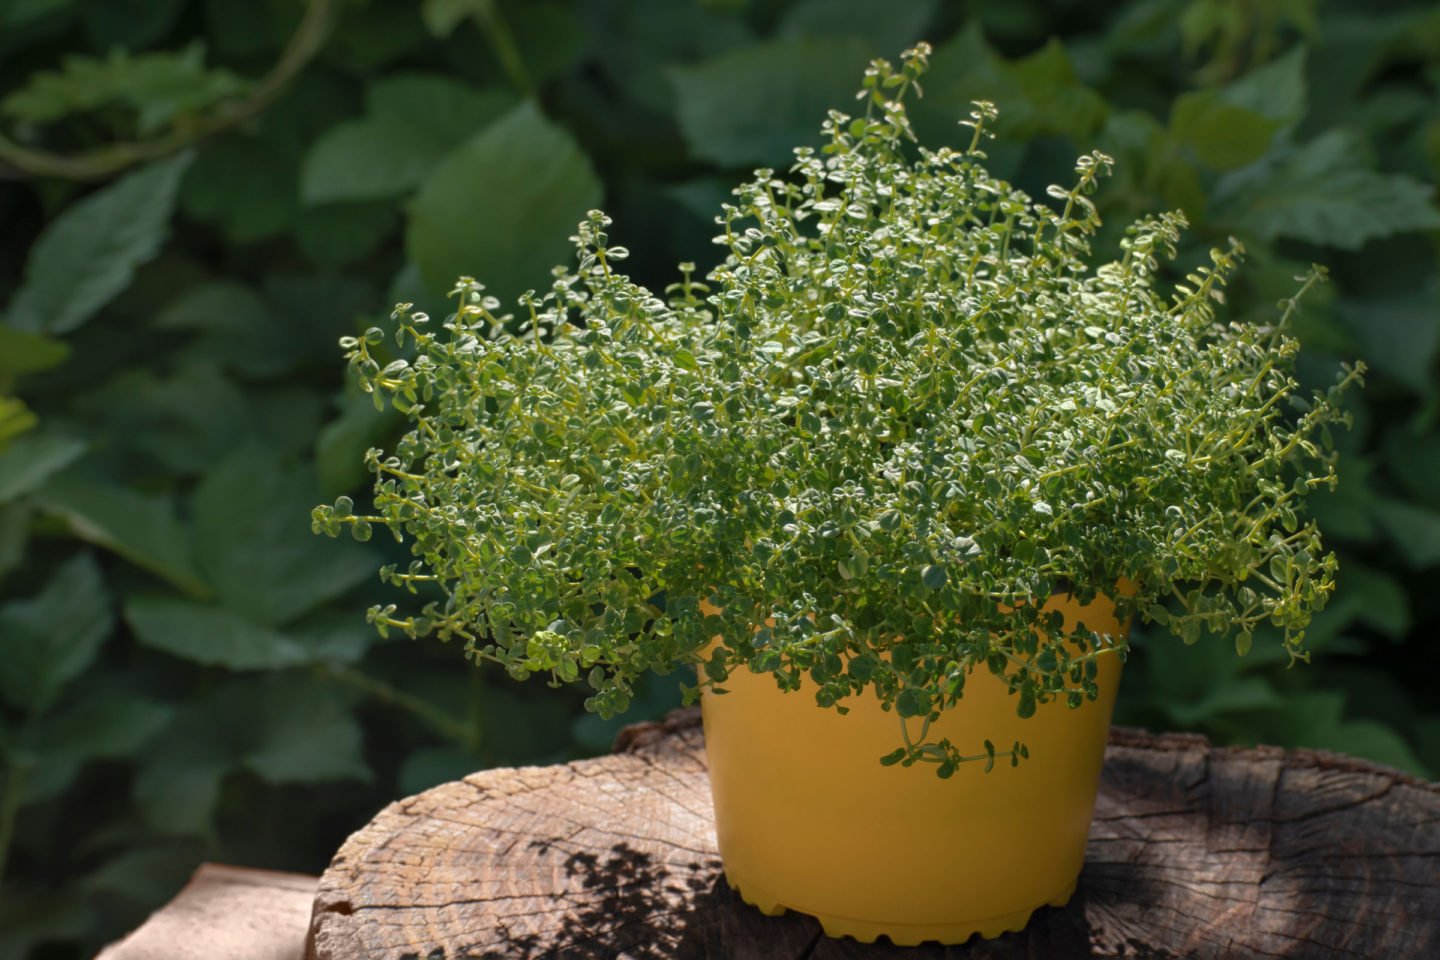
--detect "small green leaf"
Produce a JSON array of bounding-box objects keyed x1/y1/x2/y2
[
  {"x1": 879, "y1": 747, "x2": 907, "y2": 766},
  {"x1": 895, "y1": 686, "x2": 929, "y2": 718},
  {"x1": 1016, "y1": 683, "x2": 1037, "y2": 719},
  {"x1": 1234, "y1": 631, "x2": 1253, "y2": 657},
  {"x1": 921, "y1": 564, "x2": 947, "y2": 590}
]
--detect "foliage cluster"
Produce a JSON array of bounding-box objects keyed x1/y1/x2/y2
[
  {"x1": 317, "y1": 47, "x2": 1361, "y2": 775},
  {"x1": 1, "y1": 1, "x2": 1438, "y2": 957}
]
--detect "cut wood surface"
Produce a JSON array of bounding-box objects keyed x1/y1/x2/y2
[
  {"x1": 96, "y1": 863, "x2": 316, "y2": 960},
  {"x1": 307, "y1": 708, "x2": 1439, "y2": 959}
]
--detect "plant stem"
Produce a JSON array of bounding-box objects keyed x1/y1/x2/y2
[
  {"x1": 320, "y1": 664, "x2": 474, "y2": 745},
  {"x1": 0, "y1": 0, "x2": 336, "y2": 180}
]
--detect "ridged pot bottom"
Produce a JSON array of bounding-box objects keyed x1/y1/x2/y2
[{"x1": 724, "y1": 869, "x2": 1078, "y2": 946}]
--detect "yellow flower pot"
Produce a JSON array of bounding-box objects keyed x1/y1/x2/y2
[{"x1": 699, "y1": 590, "x2": 1127, "y2": 945}]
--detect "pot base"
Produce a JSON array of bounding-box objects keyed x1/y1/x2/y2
[{"x1": 724, "y1": 869, "x2": 1077, "y2": 946}]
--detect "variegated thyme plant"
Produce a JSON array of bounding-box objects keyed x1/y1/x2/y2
[{"x1": 315, "y1": 44, "x2": 1362, "y2": 775}]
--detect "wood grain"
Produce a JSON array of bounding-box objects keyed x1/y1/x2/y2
[{"x1": 306, "y1": 710, "x2": 1440, "y2": 959}]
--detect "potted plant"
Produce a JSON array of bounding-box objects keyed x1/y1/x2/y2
[{"x1": 314, "y1": 44, "x2": 1361, "y2": 945}]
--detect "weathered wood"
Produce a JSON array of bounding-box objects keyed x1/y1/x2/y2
[
  {"x1": 97, "y1": 863, "x2": 316, "y2": 960},
  {"x1": 307, "y1": 709, "x2": 1440, "y2": 959}
]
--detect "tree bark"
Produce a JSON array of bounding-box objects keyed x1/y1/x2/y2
[{"x1": 306, "y1": 709, "x2": 1439, "y2": 959}]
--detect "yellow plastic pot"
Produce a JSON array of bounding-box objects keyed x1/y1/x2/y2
[{"x1": 699, "y1": 590, "x2": 1127, "y2": 945}]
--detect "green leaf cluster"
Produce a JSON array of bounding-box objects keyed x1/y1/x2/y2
[{"x1": 320, "y1": 47, "x2": 1360, "y2": 775}]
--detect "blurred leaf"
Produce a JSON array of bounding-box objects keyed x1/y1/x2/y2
[
  {"x1": 0, "y1": 893, "x2": 95, "y2": 960},
  {"x1": 33, "y1": 694, "x2": 172, "y2": 761},
  {"x1": 5, "y1": 153, "x2": 191, "y2": 334},
  {"x1": 1163, "y1": 676, "x2": 1284, "y2": 727},
  {"x1": 1306, "y1": 455, "x2": 1378, "y2": 544},
  {"x1": 0, "y1": 501, "x2": 29, "y2": 582},
  {"x1": 295, "y1": 201, "x2": 400, "y2": 268},
  {"x1": 192, "y1": 448, "x2": 376, "y2": 626},
  {"x1": 1335, "y1": 283, "x2": 1440, "y2": 396},
  {"x1": 133, "y1": 673, "x2": 367, "y2": 835},
  {"x1": 1000, "y1": 39, "x2": 1112, "y2": 142},
  {"x1": 329, "y1": 1, "x2": 431, "y2": 69},
  {"x1": 132, "y1": 712, "x2": 231, "y2": 837},
  {"x1": 179, "y1": 133, "x2": 296, "y2": 244},
  {"x1": 22, "y1": 694, "x2": 173, "y2": 801},
  {"x1": 316, "y1": 388, "x2": 393, "y2": 499},
  {"x1": 1169, "y1": 94, "x2": 1282, "y2": 170},
  {"x1": 1384, "y1": 428, "x2": 1440, "y2": 509},
  {"x1": 1167, "y1": 49, "x2": 1307, "y2": 172},
  {"x1": 0, "y1": 428, "x2": 84, "y2": 501},
  {"x1": 73, "y1": 364, "x2": 258, "y2": 474},
  {"x1": 82, "y1": 0, "x2": 186, "y2": 50},
  {"x1": 398, "y1": 745, "x2": 481, "y2": 795},
  {"x1": 37, "y1": 471, "x2": 210, "y2": 598},
  {"x1": 1372, "y1": 498, "x2": 1440, "y2": 569},
  {"x1": 1323, "y1": 720, "x2": 1433, "y2": 778},
  {"x1": 1214, "y1": 130, "x2": 1440, "y2": 248},
  {"x1": 201, "y1": 0, "x2": 294, "y2": 59},
  {"x1": 154, "y1": 282, "x2": 301, "y2": 380},
  {"x1": 253, "y1": 386, "x2": 328, "y2": 461},
  {"x1": 1245, "y1": 691, "x2": 1432, "y2": 777},
  {"x1": 508, "y1": 2, "x2": 589, "y2": 85},
  {"x1": 179, "y1": 72, "x2": 354, "y2": 243},
  {"x1": 125, "y1": 595, "x2": 307, "y2": 669},
  {"x1": 0, "y1": 553, "x2": 110, "y2": 713},
  {"x1": 669, "y1": 36, "x2": 870, "y2": 168},
  {"x1": 1, "y1": 42, "x2": 244, "y2": 134},
  {"x1": 1337, "y1": 564, "x2": 1411, "y2": 640},
  {"x1": 0, "y1": 0, "x2": 79, "y2": 28},
  {"x1": 582, "y1": 0, "x2": 753, "y2": 115},
  {"x1": 1216, "y1": 46, "x2": 1308, "y2": 126},
  {"x1": 82, "y1": 844, "x2": 201, "y2": 911},
  {"x1": 244, "y1": 675, "x2": 370, "y2": 784},
  {"x1": 0, "y1": 395, "x2": 37, "y2": 450},
  {"x1": 777, "y1": 0, "x2": 938, "y2": 54},
  {"x1": 0, "y1": 326, "x2": 71, "y2": 376},
  {"x1": 286, "y1": 611, "x2": 378, "y2": 665},
  {"x1": 301, "y1": 75, "x2": 515, "y2": 205},
  {"x1": 916, "y1": 28, "x2": 1109, "y2": 146},
  {"x1": 407, "y1": 101, "x2": 602, "y2": 305},
  {"x1": 421, "y1": 0, "x2": 479, "y2": 38}
]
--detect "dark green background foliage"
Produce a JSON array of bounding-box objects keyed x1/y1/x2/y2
[{"x1": 0, "y1": 1, "x2": 1436, "y2": 956}]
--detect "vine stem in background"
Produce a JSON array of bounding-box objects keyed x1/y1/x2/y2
[
  {"x1": 469, "y1": 0, "x2": 535, "y2": 98},
  {"x1": 320, "y1": 664, "x2": 479, "y2": 750},
  {"x1": 0, "y1": 0, "x2": 336, "y2": 181}
]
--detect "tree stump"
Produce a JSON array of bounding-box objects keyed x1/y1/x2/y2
[{"x1": 306, "y1": 709, "x2": 1439, "y2": 959}]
